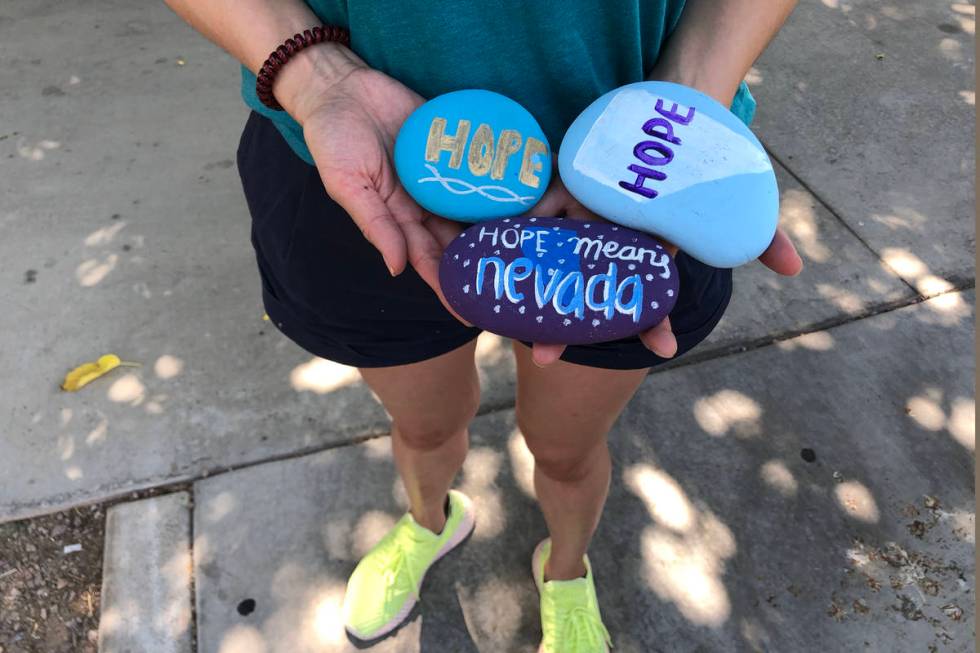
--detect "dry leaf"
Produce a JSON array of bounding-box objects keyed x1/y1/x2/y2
[{"x1": 61, "y1": 354, "x2": 138, "y2": 392}]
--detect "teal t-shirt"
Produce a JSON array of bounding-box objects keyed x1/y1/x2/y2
[{"x1": 241, "y1": 1, "x2": 756, "y2": 165}]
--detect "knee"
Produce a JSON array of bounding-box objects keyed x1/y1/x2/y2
[
  {"x1": 395, "y1": 387, "x2": 480, "y2": 452},
  {"x1": 396, "y1": 422, "x2": 464, "y2": 452},
  {"x1": 531, "y1": 449, "x2": 597, "y2": 483},
  {"x1": 517, "y1": 415, "x2": 606, "y2": 483}
]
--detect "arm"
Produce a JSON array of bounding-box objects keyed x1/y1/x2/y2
[
  {"x1": 530, "y1": 0, "x2": 802, "y2": 365},
  {"x1": 163, "y1": 0, "x2": 360, "y2": 122},
  {"x1": 651, "y1": 0, "x2": 798, "y2": 106},
  {"x1": 163, "y1": 0, "x2": 461, "y2": 295}
]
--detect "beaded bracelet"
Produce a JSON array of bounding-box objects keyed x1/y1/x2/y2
[{"x1": 255, "y1": 25, "x2": 351, "y2": 111}]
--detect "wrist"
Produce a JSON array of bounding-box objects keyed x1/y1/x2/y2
[
  {"x1": 648, "y1": 61, "x2": 740, "y2": 108},
  {"x1": 272, "y1": 41, "x2": 367, "y2": 124}
]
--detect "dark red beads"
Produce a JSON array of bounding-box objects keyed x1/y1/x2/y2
[{"x1": 255, "y1": 25, "x2": 352, "y2": 111}]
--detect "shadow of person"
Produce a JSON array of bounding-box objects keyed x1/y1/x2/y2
[{"x1": 418, "y1": 568, "x2": 482, "y2": 653}]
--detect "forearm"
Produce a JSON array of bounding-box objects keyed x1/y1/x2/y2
[
  {"x1": 651, "y1": 0, "x2": 797, "y2": 105},
  {"x1": 162, "y1": 0, "x2": 365, "y2": 122}
]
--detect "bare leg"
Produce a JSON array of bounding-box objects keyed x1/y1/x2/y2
[
  {"x1": 513, "y1": 342, "x2": 648, "y2": 580},
  {"x1": 359, "y1": 340, "x2": 481, "y2": 533}
]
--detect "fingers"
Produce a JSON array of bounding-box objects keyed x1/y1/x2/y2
[
  {"x1": 390, "y1": 190, "x2": 473, "y2": 326},
  {"x1": 401, "y1": 220, "x2": 443, "y2": 288},
  {"x1": 639, "y1": 316, "x2": 678, "y2": 359},
  {"x1": 524, "y1": 155, "x2": 565, "y2": 217},
  {"x1": 384, "y1": 186, "x2": 443, "y2": 287},
  {"x1": 534, "y1": 315, "x2": 678, "y2": 365},
  {"x1": 523, "y1": 168, "x2": 604, "y2": 222},
  {"x1": 562, "y1": 207, "x2": 604, "y2": 223},
  {"x1": 525, "y1": 186, "x2": 565, "y2": 217},
  {"x1": 758, "y1": 227, "x2": 804, "y2": 276},
  {"x1": 424, "y1": 213, "x2": 465, "y2": 249},
  {"x1": 330, "y1": 181, "x2": 408, "y2": 276},
  {"x1": 532, "y1": 343, "x2": 566, "y2": 367},
  {"x1": 659, "y1": 238, "x2": 679, "y2": 257},
  {"x1": 403, "y1": 224, "x2": 472, "y2": 326}
]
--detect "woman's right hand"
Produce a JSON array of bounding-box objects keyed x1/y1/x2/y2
[{"x1": 281, "y1": 47, "x2": 464, "y2": 296}]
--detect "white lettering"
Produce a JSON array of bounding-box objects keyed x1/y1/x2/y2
[
  {"x1": 504, "y1": 258, "x2": 533, "y2": 302},
  {"x1": 500, "y1": 228, "x2": 520, "y2": 248},
  {"x1": 652, "y1": 251, "x2": 671, "y2": 278},
  {"x1": 475, "y1": 257, "x2": 504, "y2": 299},
  {"x1": 478, "y1": 226, "x2": 499, "y2": 246},
  {"x1": 571, "y1": 237, "x2": 603, "y2": 260}
]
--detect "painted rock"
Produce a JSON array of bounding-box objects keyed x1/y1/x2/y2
[
  {"x1": 439, "y1": 217, "x2": 678, "y2": 344},
  {"x1": 394, "y1": 90, "x2": 552, "y2": 222},
  {"x1": 559, "y1": 81, "x2": 778, "y2": 268}
]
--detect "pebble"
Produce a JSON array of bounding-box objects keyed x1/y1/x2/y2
[
  {"x1": 394, "y1": 89, "x2": 551, "y2": 221},
  {"x1": 559, "y1": 81, "x2": 779, "y2": 267},
  {"x1": 440, "y1": 217, "x2": 678, "y2": 343}
]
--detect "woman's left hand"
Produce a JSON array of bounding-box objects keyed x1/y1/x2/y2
[{"x1": 524, "y1": 174, "x2": 804, "y2": 367}]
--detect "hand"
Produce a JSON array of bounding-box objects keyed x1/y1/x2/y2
[
  {"x1": 525, "y1": 174, "x2": 804, "y2": 367},
  {"x1": 285, "y1": 53, "x2": 463, "y2": 302}
]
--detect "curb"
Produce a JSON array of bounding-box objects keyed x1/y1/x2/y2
[{"x1": 98, "y1": 492, "x2": 193, "y2": 653}]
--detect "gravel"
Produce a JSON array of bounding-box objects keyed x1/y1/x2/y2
[{"x1": 0, "y1": 505, "x2": 104, "y2": 653}]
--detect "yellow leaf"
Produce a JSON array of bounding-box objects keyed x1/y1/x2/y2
[
  {"x1": 61, "y1": 354, "x2": 138, "y2": 392},
  {"x1": 262, "y1": 313, "x2": 270, "y2": 321}
]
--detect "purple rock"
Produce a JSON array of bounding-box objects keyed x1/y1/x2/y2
[{"x1": 439, "y1": 217, "x2": 679, "y2": 344}]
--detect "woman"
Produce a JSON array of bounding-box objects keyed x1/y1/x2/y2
[{"x1": 165, "y1": 1, "x2": 801, "y2": 650}]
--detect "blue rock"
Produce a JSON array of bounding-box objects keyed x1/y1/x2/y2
[
  {"x1": 558, "y1": 81, "x2": 779, "y2": 268},
  {"x1": 439, "y1": 217, "x2": 678, "y2": 345},
  {"x1": 395, "y1": 90, "x2": 552, "y2": 222}
]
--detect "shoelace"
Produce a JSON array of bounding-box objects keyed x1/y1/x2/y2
[
  {"x1": 549, "y1": 595, "x2": 613, "y2": 652},
  {"x1": 372, "y1": 521, "x2": 430, "y2": 605}
]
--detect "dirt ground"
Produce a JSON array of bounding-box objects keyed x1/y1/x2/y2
[{"x1": 0, "y1": 505, "x2": 104, "y2": 653}]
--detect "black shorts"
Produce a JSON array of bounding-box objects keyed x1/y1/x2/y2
[{"x1": 237, "y1": 112, "x2": 732, "y2": 370}]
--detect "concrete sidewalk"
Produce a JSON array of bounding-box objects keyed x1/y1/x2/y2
[
  {"x1": 3, "y1": 0, "x2": 973, "y2": 521},
  {"x1": 188, "y1": 294, "x2": 974, "y2": 653},
  {"x1": 0, "y1": 0, "x2": 975, "y2": 651}
]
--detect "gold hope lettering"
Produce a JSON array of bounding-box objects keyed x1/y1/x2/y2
[
  {"x1": 519, "y1": 137, "x2": 548, "y2": 188},
  {"x1": 491, "y1": 129, "x2": 522, "y2": 180},
  {"x1": 467, "y1": 123, "x2": 495, "y2": 176},
  {"x1": 425, "y1": 117, "x2": 470, "y2": 170}
]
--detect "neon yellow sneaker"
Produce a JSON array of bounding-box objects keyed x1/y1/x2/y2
[
  {"x1": 532, "y1": 538, "x2": 612, "y2": 653},
  {"x1": 342, "y1": 490, "x2": 475, "y2": 640}
]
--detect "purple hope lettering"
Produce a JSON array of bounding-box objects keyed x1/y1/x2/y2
[
  {"x1": 633, "y1": 140, "x2": 673, "y2": 166},
  {"x1": 618, "y1": 164, "x2": 667, "y2": 199},
  {"x1": 642, "y1": 117, "x2": 681, "y2": 145},
  {"x1": 618, "y1": 97, "x2": 697, "y2": 199},
  {"x1": 655, "y1": 99, "x2": 696, "y2": 125}
]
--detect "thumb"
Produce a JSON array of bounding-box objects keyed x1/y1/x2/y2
[
  {"x1": 532, "y1": 343, "x2": 566, "y2": 367},
  {"x1": 639, "y1": 316, "x2": 678, "y2": 359},
  {"x1": 758, "y1": 227, "x2": 804, "y2": 276}
]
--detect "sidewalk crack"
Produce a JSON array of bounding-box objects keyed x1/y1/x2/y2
[{"x1": 763, "y1": 143, "x2": 921, "y2": 297}]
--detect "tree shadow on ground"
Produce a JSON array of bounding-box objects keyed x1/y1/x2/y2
[{"x1": 194, "y1": 291, "x2": 974, "y2": 653}]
